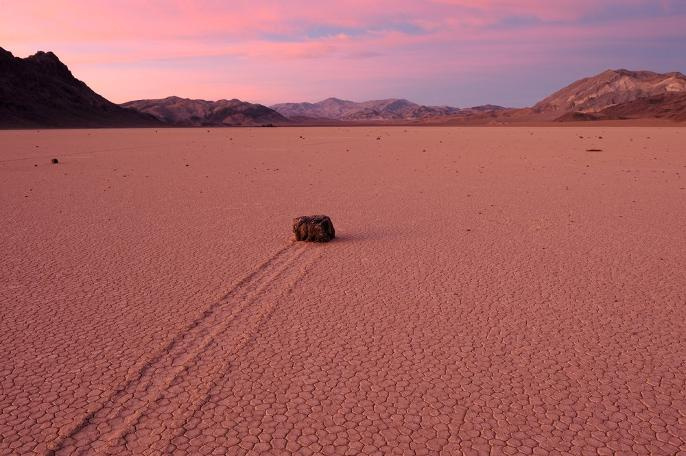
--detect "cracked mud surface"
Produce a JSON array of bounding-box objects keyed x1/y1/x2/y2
[{"x1": 1, "y1": 127, "x2": 685, "y2": 455}]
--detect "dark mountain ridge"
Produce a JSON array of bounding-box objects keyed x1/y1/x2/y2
[{"x1": 0, "y1": 47, "x2": 161, "y2": 128}]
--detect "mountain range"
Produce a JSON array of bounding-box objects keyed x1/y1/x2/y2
[
  {"x1": 270, "y1": 98, "x2": 482, "y2": 121},
  {"x1": 1, "y1": 46, "x2": 685, "y2": 128}
]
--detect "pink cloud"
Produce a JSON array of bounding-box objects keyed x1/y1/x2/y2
[
  {"x1": 1, "y1": 0, "x2": 670, "y2": 42},
  {"x1": 1, "y1": 1, "x2": 684, "y2": 106}
]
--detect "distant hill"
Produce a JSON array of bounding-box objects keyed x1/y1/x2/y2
[
  {"x1": 0, "y1": 47, "x2": 161, "y2": 128},
  {"x1": 271, "y1": 97, "x2": 472, "y2": 121},
  {"x1": 121, "y1": 97, "x2": 289, "y2": 126},
  {"x1": 532, "y1": 69, "x2": 686, "y2": 119}
]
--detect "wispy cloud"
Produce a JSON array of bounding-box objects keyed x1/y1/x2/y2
[{"x1": 1, "y1": 0, "x2": 683, "y2": 106}]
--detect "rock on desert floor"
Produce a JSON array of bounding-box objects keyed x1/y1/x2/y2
[{"x1": 1, "y1": 127, "x2": 685, "y2": 455}]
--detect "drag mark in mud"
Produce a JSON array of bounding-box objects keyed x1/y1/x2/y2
[{"x1": 48, "y1": 243, "x2": 320, "y2": 455}]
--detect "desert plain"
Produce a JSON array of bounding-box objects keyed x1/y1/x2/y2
[{"x1": 1, "y1": 126, "x2": 685, "y2": 455}]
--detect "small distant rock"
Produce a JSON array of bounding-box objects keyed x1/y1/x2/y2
[
  {"x1": 293, "y1": 215, "x2": 335, "y2": 242},
  {"x1": 51, "y1": 158, "x2": 59, "y2": 164}
]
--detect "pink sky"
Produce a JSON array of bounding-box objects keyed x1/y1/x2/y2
[{"x1": 1, "y1": 1, "x2": 685, "y2": 107}]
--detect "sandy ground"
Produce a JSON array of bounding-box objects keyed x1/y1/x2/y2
[{"x1": 1, "y1": 127, "x2": 685, "y2": 455}]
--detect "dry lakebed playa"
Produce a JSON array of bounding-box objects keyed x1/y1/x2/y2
[{"x1": 1, "y1": 126, "x2": 685, "y2": 455}]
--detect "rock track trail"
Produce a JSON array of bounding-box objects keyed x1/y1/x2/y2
[{"x1": 48, "y1": 243, "x2": 320, "y2": 455}]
